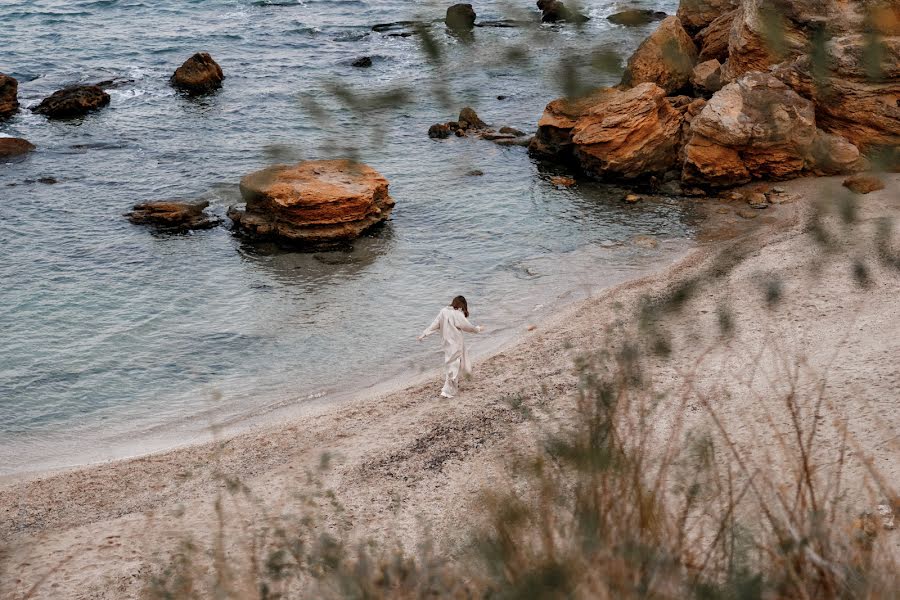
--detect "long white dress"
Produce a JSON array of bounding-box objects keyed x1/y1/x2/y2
[{"x1": 420, "y1": 306, "x2": 481, "y2": 398}]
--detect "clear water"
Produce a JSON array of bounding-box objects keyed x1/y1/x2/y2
[{"x1": 0, "y1": 0, "x2": 688, "y2": 475}]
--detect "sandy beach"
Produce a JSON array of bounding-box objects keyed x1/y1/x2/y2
[{"x1": 1, "y1": 174, "x2": 898, "y2": 599}]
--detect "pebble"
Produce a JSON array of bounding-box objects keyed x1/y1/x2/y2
[
  {"x1": 550, "y1": 176, "x2": 576, "y2": 188},
  {"x1": 737, "y1": 209, "x2": 759, "y2": 219},
  {"x1": 623, "y1": 193, "x2": 642, "y2": 203},
  {"x1": 772, "y1": 186, "x2": 786, "y2": 193},
  {"x1": 527, "y1": 324, "x2": 537, "y2": 331},
  {"x1": 746, "y1": 192, "x2": 768, "y2": 209}
]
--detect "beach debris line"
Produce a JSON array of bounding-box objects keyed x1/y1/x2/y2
[
  {"x1": 171, "y1": 52, "x2": 224, "y2": 95},
  {"x1": 228, "y1": 159, "x2": 395, "y2": 246},
  {"x1": 0, "y1": 73, "x2": 19, "y2": 119},
  {"x1": 126, "y1": 200, "x2": 221, "y2": 232},
  {"x1": 32, "y1": 85, "x2": 111, "y2": 119}
]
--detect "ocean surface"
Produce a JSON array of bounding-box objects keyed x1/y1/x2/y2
[{"x1": 0, "y1": 0, "x2": 688, "y2": 475}]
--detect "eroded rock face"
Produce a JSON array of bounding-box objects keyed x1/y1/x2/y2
[
  {"x1": 691, "y1": 59, "x2": 723, "y2": 94},
  {"x1": 621, "y1": 16, "x2": 698, "y2": 94},
  {"x1": 676, "y1": 0, "x2": 739, "y2": 33},
  {"x1": 446, "y1": 4, "x2": 476, "y2": 31},
  {"x1": 0, "y1": 137, "x2": 35, "y2": 158},
  {"x1": 32, "y1": 85, "x2": 110, "y2": 119},
  {"x1": 530, "y1": 83, "x2": 686, "y2": 179},
  {"x1": 171, "y1": 53, "x2": 224, "y2": 94},
  {"x1": 126, "y1": 200, "x2": 220, "y2": 231},
  {"x1": 229, "y1": 160, "x2": 395, "y2": 245},
  {"x1": 695, "y1": 9, "x2": 736, "y2": 62},
  {"x1": 682, "y1": 72, "x2": 863, "y2": 184},
  {"x1": 0, "y1": 74, "x2": 19, "y2": 120}
]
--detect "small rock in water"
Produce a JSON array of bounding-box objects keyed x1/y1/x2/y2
[
  {"x1": 351, "y1": 56, "x2": 373, "y2": 68},
  {"x1": 497, "y1": 95, "x2": 508, "y2": 100},
  {"x1": 0, "y1": 137, "x2": 35, "y2": 158},
  {"x1": 632, "y1": 235, "x2": 659, "y2": 248},
  {"x1": 32, "y1": 85, "x2": 110, "y2": 119},
  {"x1": 623, "y1": 193, "x2": 642, "y2": 203},
  {"x1": 746, "y1": 192, "x2": 769, "y2": 209},
  {"x1": 550, "y1": 175, "x2": 576, "y2": 187},
  {"x1": 499, "y1": 126, "x2": 526, "y2": 136},
  {"x1": 171, "y1": 52, "x2": 224, "y2": 95},
  {"x1": 843, "y1": 173, "x2": 885, "y2": 195},
  {"x1": 428, "y1": 123, "x2": 451, "y2": 139},
  {"x1": 37, "y1": 176, "x2": 57, "y2": 184},
  {"x1": 467, "y1": 169, "x2": 484, "y2": 176},
  {"x1": 607, "y1": 9, "x2": 667, "y2": 26},
  {"x1": 127, "y1": 200, "x2": 220, "y2": 231},
  {"x1": 458, "y1": 106, "x2": 487, "y2": 129},
  {"x1": 446, "y1": 3, "x2": 477, "y2": 32},
  {"x1": 0, "y1": 72, "x2": 20, "y2": 120}
]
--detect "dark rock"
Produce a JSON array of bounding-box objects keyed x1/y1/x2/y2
[
  {"x1": 126, "y1": 200, "x2": 220, "y2": 231},
  {"x1": 351, "y1": 56, "x2": 373, "y2": 68},
  {"x1": 32, "y1": 85, "x2": 110, "y2": 119},
  {"x1": 607, "y1": 9, "x2": 667, "y2": 27},
  {"x1": 499, "y1": 126, "x2": 526, "y2": 136},
  {"x1": 467, "y1": 169, "x2": 484, "y2": 176},
  {"x1": 497, "y1": 95, "x2": 508, "y2": 100},
  {"x1": 428, "y1": 123, "x2": 451, "y2": 139},
  {"x1": 550, "y1": 175, "x2": 576, "y2": 187},
  {"x1": 537, "y1": 0, "x2": 589, "y2": 23},
  {"x1": 458, "y1": 106, "x2": 487, "y2": 129},
  {"x1": 475, "y1": 20, "x2": 521, "y2": 28},
  {"x1": 0, "y1": 137, "x2": 35, "y2": 158},
  {"x1": 446, "y1": 4, "x2": 476, "y2": 31},
  {"x1": 37, "y1": 177, "x2": 57, "y2": 184},
  {"x1": 372, "y1": 21, "x2": 420, "y2": 32},
  {"x1": 454, "y1": 129, "x2": 465, "y2": 137},
  {"x1": 171, "y1": 52, "x2": 224, "y2": 95},
  {"x1": 0, "y1": 73, "x2": 19, "y2": 120},
  {"x1": 480, "y1": 131, "x2": 516, "y2": 141}
]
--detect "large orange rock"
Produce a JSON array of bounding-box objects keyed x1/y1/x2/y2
[
  {"x1": 0, "y1": 73, "x2": 18, "y2": 120},
  {"x1": 695, "y1": 9, "x2": 736, "y2": 62},
  {"x1": 229, "y1": 160, "x2": 395, "y2": 245},
  {"x1": 621, "y1": 16, "x2": 698, "y2": 94},
  {"x1": 676, "y1": 0, "x2": 739, "y2": 33},
  {"x1": 530, "y1": 83, "x2": 685, "y2": 178}
]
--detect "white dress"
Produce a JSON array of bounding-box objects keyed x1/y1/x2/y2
[{"x1": 420, "y1": 306, "x2": 481, "y2": 398}]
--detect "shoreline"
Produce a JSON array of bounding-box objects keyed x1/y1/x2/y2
[{"x1": 2, "y1": 174, "x2": 897, "y2": 598}]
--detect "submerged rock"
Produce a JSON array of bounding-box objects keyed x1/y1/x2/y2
[
  {"x1": 351, "y1": 56, "x2": 373, "y2": 68},
  {"x1": 0, "y1": 137, "x2": 35, "y2": 158},
  {"x1": 229, "y1": 159, "x2": 395, "y2": 246},
  {"x1": 32, "y1": 85, "x2": 110, "y2": 119},
  {"x1": 126, "y1": 200, "x2": 220, "y2": 231},
  {"x1": 171, "y1": 52, "x2": 224, "y2": 94},
  {"x1": 537, "y1": 0, "x2": 589, "y2": 23},
  {"x1": 607, "y1": 9, "x2": 667, "y2": 27},
  {"x1": 621, "y1": 16, "x2": 698, "y2": 94},
  {"x1": 428, "y1": 123, "x2": 451, "y2": 139},
  {"x1": 0, "y1": 73, "x2": 19, "y2": 120},
  {"x1": 446, "y1": 3, "x2": 476, "y2": 31}
]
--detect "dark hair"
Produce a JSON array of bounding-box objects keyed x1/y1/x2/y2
[{"x1": 450, "y1": 295, "x2": 469, "y2": 318}]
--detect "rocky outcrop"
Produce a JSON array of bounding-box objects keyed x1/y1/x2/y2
[
  {"x1": 695, "y1": 9, "x2": 735, "y2": 62},
  {"x1": 621, "y1": 16, "x2": 698, "y2": 94},
  {"x1": 691, "y1": 59, "x2": 723, "y2": 94},
  {"x1": 228, "y1": 160, "x2": 395, "y2": 245},
  {"x1": 607, "y1": 10, "x2": 667, "y2": 27},
  {"x1": 171, "y1": 53, "x2": 224, "y2": 95},
  {"x1": 0, "y1": 137, "x2": 35, "y2": 158},
  {"x1": 676, "y1": 0, "x2": 739, "y2": 33},
  {"x1": 126, "y1": 200, "x2": 220, "y2": 231},
  {"x1": 446, "y1": 4, "x2": 476, "y2": 31},
  {"x1": 682, "y1": 72, "x2": 863, "y2": 185},
  {"x1": 530, "y1": 83, "x2": 686, "y2": 179},
  {"x1": 0, "y1": 74, "x2": 19, "y2": 120},
  {"x1": 32, "y1": 85, "x2": 110, "y2": 119},
  {"x1": 537, "y1": 0, "x2": 589, "y2": 23},
  {"x1": 458, "y1": 106, "x2": 487, "y2": 129}
]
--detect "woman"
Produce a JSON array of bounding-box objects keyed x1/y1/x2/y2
[{"x1": 417, "y1": 296, "x2": 484, "y2": 398}]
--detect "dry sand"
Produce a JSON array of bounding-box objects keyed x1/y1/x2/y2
[{"x1": 1, "y1": 174, "x2": 898, "y2": 599}]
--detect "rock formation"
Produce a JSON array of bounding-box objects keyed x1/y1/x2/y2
[
  {"x1": 32, "y1": 85, "x2": 110, "y2": 119},
  {"x1": 446, "y1": 4, "x2": 476, "y2": 31},
  {"x1": 171, "y1": 53, "x2": 224, "y2": 95},
  {"x1": 607, "y1": 10, "x2": 667, "y2": 27},
  {"x1": 458, "y1": 106, "x2": 487, "y2": 129},
  {"x1": 0, "y1": 137, "x2": 35, "y2": 158},
  {"x1": 126, "y1": 200, "x2": 220, "y2": 231},
  {"x1": 691, "y1": 59, "x2": 723, "y2": 94},
  {"x1": 228, "y1": 160, "x2": 395, "y2": 245},
  {"x1": 676, "y1": 0, "x2": 739, "y2": 34},
  {"x1": 0, "y1": 74, "x2": 19, "y2": 120},
  {"x1": 621, "y1": 16, "x2": 698, "y2": 94},
  {"x1": 537, "y1": 0, "x2": 589, "y2": 24},
  {"x1": 695, "y1": 9, "x2": 735, "y2": 62}
]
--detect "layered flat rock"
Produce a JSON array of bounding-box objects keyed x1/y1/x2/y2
[
  {"x1": 32, "y1": 85, "x2": 110, "y2": 119},
  {"x1": 621, "y1": 16, "x2": 698, "y2": 94},
  {"x1": 229, "y1": 159, "x2": 395, "y2": 245},
  {"x1": 0, "y1": 73, "x2": 19, "y2": 120},
  {"x1": 676, "y1": 0, "x2": 739, "y2": 33},
  {"x1": 171, "y1": 52, "x2": 224, "y2": 95},
  {"x1": 126, "y1": 200, "x2": 220, "y2": 231}
]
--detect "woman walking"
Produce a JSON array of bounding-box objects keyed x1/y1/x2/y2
[{"x1": 417, "y1": 296, "x2": 483, "y2": 398}]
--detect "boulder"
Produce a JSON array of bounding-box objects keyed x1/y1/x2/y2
[
  {"x1": 843, "y1": 173, "x2": 886, "y2": 195},
  {"x1": 32, "y1": 85, "x2": 110, "y2": 119},
  {"x1": 695, "y1": 9, "x2": 736, "y2": 62},
  {"x1": 428, "y1": 123, "x2": 451, "y2": 139},
  {"x1": 676, "y1": 0, "x2": 739, "y2": 33},
  {"x1": 530, "y1": 83, "x2": 686, "y2": 179},
  {"x1": 228, "y1": 160, "x2": 395, "y2": 245},
  {"x1": 351, "y1": 56, "x2": 373, "y2": 68},
  {"x1": 607, "y1": 10, "x2": 668, "y2": 27},
  {"x1": 0, "y1": 73, "x2": 19, "y2": 120},
  {"x1": 691, "y1": 59, "x2": 723, "y2": 94},
  {"x1": 537, "y1": 0, "x2": 589, "y2": 23},
  {"x1": 458, "y1": 106, "x2": 487, "y2": 129},
  {"x1": 126, "y1": 200, "x2": 220, "y2": 231},
  {"x1": 171, "y1": 52, "x2": 224, "y2": 94},
  {"x1": 0, "y1": 137, "x2": 35, "y2": 159},
  {"x1": 682, "y1": 72, "x2": 862, "y2": 185},
  {"x1": 621, "y1": 16, "x2": 698, "y2": 94},
  {"x1": 446, "y1": 4, "x2": 476, "y2": 31}
]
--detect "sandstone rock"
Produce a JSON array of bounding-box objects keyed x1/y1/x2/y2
[
  {"x1": 623, "y1": 193, "x2": 642, "y2": 203},
  {"x1": 607, "y1": 10, "x2": 667, "y2": 27},
  {"x1": 458, "y1": 107, "x2": 487, "y2": 129},
  {"x1": 229, "y1": 160, "x2": 395, "y2": 245},
  {"x1": 842, "y1": 173, "x2": 886, "y2": 195},
  {"x1": 550, "y1": 175, "x2": 576, "y2": 187},
  {"x1": 0, "y1": 137, "x2": 35, "y2": 159},
  {"x1": 428, "y1": 123, "x2": 451, "y2": 139},
  {"x1": 676, "y1": 0, "x2": 739, "y2": 33},
  {"x1": 621, "y1": 16, "x2": 698, "y2": 94},
  {"x1": 695, "y1": 9, "x2": 736, "y2": 62},
  {"x1": 351, "y1": 56, "x2": 373, "y2": 68},
  {"x1": 446, "y1": 4, "x2": 476, "y2": 31},
  {"x1": 171, "y1": 52, "x2": 224, "y2": 94},
  {"x1": 537, "y1": 0, "x2": 589, "y2": 23},
  {"x1": 682, "y1": 72, "x2": 834, "y2": 185},
  {"x1": 0, "y1": 73, "x2": 19, "y2": 120},
  {"x1": 746, "y1": 192, "x2": 768, "y2": 208},
  {"x1": 691, "y1": 59, "x2": 723, "y2": 94},
  {"x1": 32, "y1": 85, "x2": 110, "y2": 119},
  {"x1": 126, "y1": 200, "x2": 220, "y2": 231},
  {"x1": 809, "y1": 130, "x2": 867, "y2": 175},
  {"x1": 531, "y1": 83, "x2": 685, "y2": 179}
]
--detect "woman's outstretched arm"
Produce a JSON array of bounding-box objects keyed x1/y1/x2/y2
[
  {"x1": 418, "y1": 313, "x2": 442, "y2": 340},
  {"x1": 454, "y1": 312, "x2": 483, "y2": 334}
]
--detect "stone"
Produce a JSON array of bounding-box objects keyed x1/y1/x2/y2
[
  {"x1": 537, "y1": 0, "x2": 589, "y2": 23},
  {"x1": 695, "y1": 9, "x2": 736, "y2": 62},
  {"x1": 467, "y1": 169, "x2": 484, "y2": 176},
  {"x1": 0, "y1": 73, "x2": 19, "y2": 120},
  {"x1": 676, "y1": 0, "x2": 739, "y2": 33},
  {"x1": 607, "y1": 10, "x2": 668, "y2": 27},
  {"x1": 691, "y1": 59, "x2": 723, "y2": 94},
  {"x1": 446, "y1": 4, "x2": 476, "y2": 31},
  {"x1": 550, "y1": 175, "x2": 576, "y2": 187},
  {"x1": 808, "y1": 130, "x2": 867, "y2": 175},
  {"x1": 842, "y1": 174, "x2": 886, "y2": 195},
  {"x1": 229, "y1": 159, "x2": 395, "y2": 245},
  {"x1": 351, "y1": 56, "x2": 373, "y2": 68},
  {"x1": 499, "y1": 126, "x2": 526, "y2": 136},
  {"x1": 623, "y1": 193, "x2": 642, "y2": 203},
  {"x1": 428, "y1": 123, "x2": 451, "y2": 139},
  {"x1": 0, "y1": 137, "x2": 35, "y2": 158},
  {"x1": 530, "y1": 83, "x2": 685, "y2": 179},
  {"x1": 746, "y1": 192, "x2": 768, "y2": 208},
  {"x1": 171, "y1": 52, "x2": 224, "y2": 94},
  {"x1": 32, "y1": 85, "x2": 110, "y2": 119},
  {"x1": 681, "y1": 72, "x2": 855, "y2": 186},
  {"x1": 736, "y1": 208, "x2": 758, "y2": 219},
  {"x1": 126, "y1": 200, "x2": 220, "y2": 231},
  {"x1": 632, "y1": 234, "x2": 659, "y2": 248},
  {"x1": 621, "y1": 16, "x2": 698, "y2": 94},
  {"x1": 458, "y1": 107, "x2": 487, "y2": 129}
]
